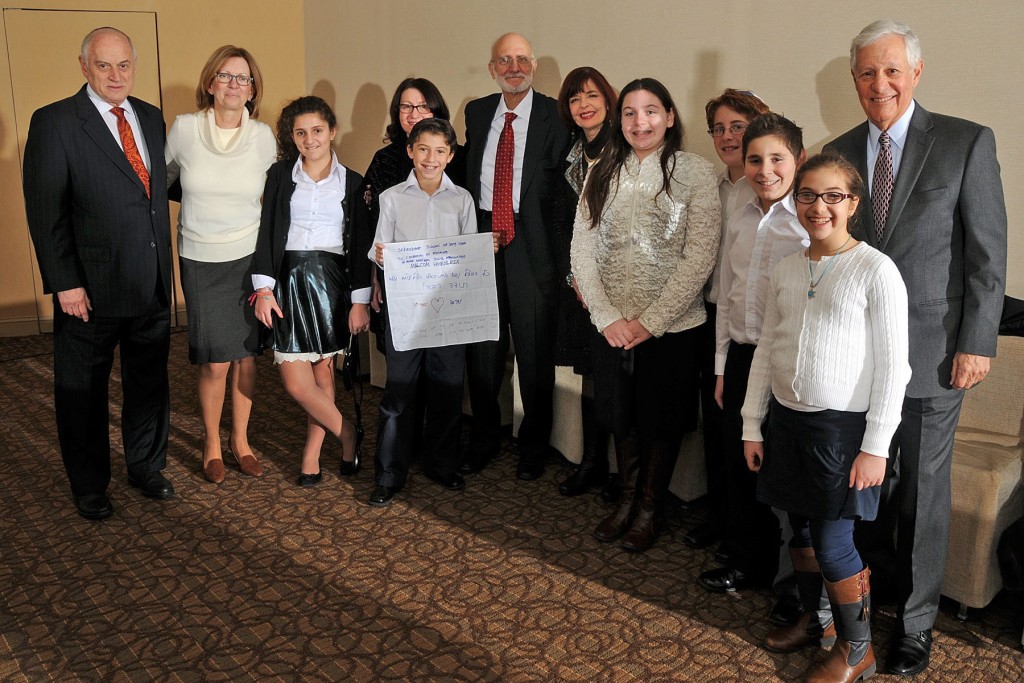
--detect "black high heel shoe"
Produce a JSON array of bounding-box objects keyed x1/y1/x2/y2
[{"x1": 339, "y1": 424, "x2": 363, "y2": 476}]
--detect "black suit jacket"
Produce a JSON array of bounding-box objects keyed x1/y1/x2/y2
[
  {"x1": 826, "y1": 103, "x2": 1007, "y2": 397},
  {"x1": 463, "y1": 91, "x2": 569, "y2": 284},
  {"x1": 23, "y1": 84, "x2": 171, "y2": 316}
]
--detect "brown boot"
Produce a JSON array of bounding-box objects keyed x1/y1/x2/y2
[
  {"x1": 621, "y1": 440, "x2": 678, "y2": 552},
  {"x1": 764, "y1": 547, "x2": 837, "y2": 652},
  {"x1": 593, "y1": 437, "x2": 639, "y2": 542},
  {"x1": 805, "y1": 567, "x2": 875, "y2": 683}
]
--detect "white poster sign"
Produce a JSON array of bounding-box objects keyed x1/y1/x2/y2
[{"x1": 383, "y1": 233, "x2": 499, "y2": 351}]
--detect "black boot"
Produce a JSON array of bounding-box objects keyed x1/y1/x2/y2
[
  {"x1": 560, "y1": 395, "x2": 609, "y2": 496},
  {"x1": 764, "y1": 547, "x2": 836, "y2": 652},
  {"x1": 806, "y1": 567, "x2": 875, "y2": 683},
  {"x1": 620, "y1": 440, "x2": 678, "y2": 552},
  {"x1": 593, "y1": 437, "x2": 639, "y2": 542}
]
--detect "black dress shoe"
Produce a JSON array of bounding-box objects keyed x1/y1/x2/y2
[
  {"x1": 887, "y1": 629, "x2": 932, "y2": 676},
  {"x1": 684, "y1": 521, "x2": 723, "y2": 549},
  {"x1": 424, "y1": 471, "x2": 465, "y2": 491},
  {"x1": 368, "y1": 484, "x2": 398, "y2": 507},
  {"x1": 768, "y1": 594, "x2": 804, "y2": 627},
  {"x1": 297, "y1": 472, "x2": 322, "y2": 487},
  {"x1": 698, "y1": 566, "x2": 759, "y2": 593},
  {"x1": 516, "y1": 452, "x2": 544, "y2": 481},
  {"x1": 74, "y1": 493, "x2": 113, "y2": 520},
  {"x1": 127, "y1": 472, "x2": 175, "y2": 499}
]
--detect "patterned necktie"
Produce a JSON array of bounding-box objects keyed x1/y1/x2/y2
[
  {"x1": 492, "y1": 112, "x2": 517, "y2": 246},
  {"x1": 111, "y1": 107, "x2": 151, "y2": 198},
  {"x1": 872, "y1": 131, "x2": 893, "y2": 242}
]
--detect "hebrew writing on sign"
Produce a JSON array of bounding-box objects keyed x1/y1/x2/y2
[{"x1": 383, "y1": 232, "x2": 499, "y2": 351}]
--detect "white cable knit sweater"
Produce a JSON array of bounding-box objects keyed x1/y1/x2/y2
[
  {"x1": 741, "y1": 242, "x2": 911, "y2": 456},
  {"x1": 571, "y1": 149, "x2": 720, "y2": 337}
]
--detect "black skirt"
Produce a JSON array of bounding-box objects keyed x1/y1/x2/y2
[
  {"x1": 756, "y1": 398, "x2": 880, "y2": 521},
  {"x1": 272, "y1": 251, "x2": 350, "y2": 356}
]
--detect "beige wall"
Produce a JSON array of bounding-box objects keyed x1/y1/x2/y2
[
  {"x1": 0, "y1": 0, "x2": 305, "y2": 335},
  {"x1": 305, "y1": 0, "x2": 1024, "y2": 298},
  {"x1": 3, "y1": 1, "x2": 1020, "y2": 336}
]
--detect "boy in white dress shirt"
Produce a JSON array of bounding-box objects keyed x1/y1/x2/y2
[
  {"x1": 699, "y1": 113, "x2": 809, "y2": 596},
  {"x1": 367, "y1": 118, "x2": 490, "y2": 507}
]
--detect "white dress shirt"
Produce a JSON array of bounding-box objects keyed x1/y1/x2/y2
[
  {"x1": 706, "y1": 171, "x2": 756, "y2": 304},
  {"x1": 253, "y1": 153, "x2": 369, "y2": 303},
  {"x1": 866, "y1": 100, "x2": 915, "y2": 193},
  {"x1": 715, "y1": 192, "x2": 809, "y2": 374},
  {"x1": 369, "y1": 171, "x2": 477, "y2": 263},
  {"x1": 478, "y1": 89, "x2": 534, "y2": 213},
  {"x1": 86, "y1": 84, "x2": 150, "y2": 170}
]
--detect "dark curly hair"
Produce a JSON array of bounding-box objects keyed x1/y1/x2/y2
[{"x1": 276, "y1": 96, "x2": 337, "y2": 161}]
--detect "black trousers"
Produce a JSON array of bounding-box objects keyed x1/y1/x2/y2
[
  {"x1": 720, "y1": 341, "x2": 781, "y2": 578},
  {"x1": 590, "y1": 326, "x2": 700, "y2": 449},
  {"x1": 374, "y1": 305, "x2": 464, "y2": 488},
  {"x1": 466, "y1": 217, "x2": 556, "y2": 459},
  {"x1": 52, "y1": 297, "x2": 170, "y2": 496}
]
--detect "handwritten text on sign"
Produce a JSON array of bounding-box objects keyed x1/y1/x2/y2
[{"x1": 383, "y1": 233, "x2": 499, "y2": 351}]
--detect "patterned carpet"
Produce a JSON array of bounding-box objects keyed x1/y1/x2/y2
[{"x1": 1, "y1": 330, "x2": 1021, "y2": 682}]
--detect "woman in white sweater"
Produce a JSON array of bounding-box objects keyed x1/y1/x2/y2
[
  {"x1": 572, "y1": 78, "x2": 720, "y2": 552},
  {"x1": 165, "y1": 46, "x2": 277, "y2": 484},
  {"x1": 741, "y1": 153, "x2": 910, "y2": 682}
]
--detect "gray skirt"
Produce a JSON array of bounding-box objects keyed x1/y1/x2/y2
[{"x1": 179, "y1": 254, "x2": 261, "y2": 365}]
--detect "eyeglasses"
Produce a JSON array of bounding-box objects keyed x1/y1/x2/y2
[
  {"x1": 214, "y1": 72, "x2": 253, "y2": 86},
  {"x1": 708, "y1": 123, "x2": 748, "y2": 137},
  {"x1": 398, "y1": 103, "x2": 432, "y2": 114},
  {"x1": 794, "y1": 191, "x2": 856, "y2": 205},
  {"x1": 491, "y1": 55, "x2": 534, "y2": 69}
]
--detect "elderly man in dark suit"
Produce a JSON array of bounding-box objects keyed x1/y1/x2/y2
[
  {"x1": 23, "y1": 27, "x2": 174, "y2": 520},
  {"x1": 826, "y1": 20, "x2": 1006, "y2": 677},
  {"x1": 461, "y1": 33, "x2": 569, "y2": 480}
]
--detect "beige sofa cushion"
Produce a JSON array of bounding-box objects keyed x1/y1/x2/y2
[{"x1": 957, "y1": 336, "x2": 1024, "y2": 442}]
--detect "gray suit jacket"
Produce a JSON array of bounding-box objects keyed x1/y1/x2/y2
[{"x1": 826, "y1": 103, "x2": 1006, "y2": 398}]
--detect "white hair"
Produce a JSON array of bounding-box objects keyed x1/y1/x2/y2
[
  {"x1": 850, "y1": 20, "x2": 921, "y2": 72},
  {"x1": 80, "y1": 27, "x2": 137, "y2": 62}
]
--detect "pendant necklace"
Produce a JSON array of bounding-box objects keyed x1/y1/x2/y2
[{"x1": 807, "y1": 235, "x2": 853, "y2": 299}]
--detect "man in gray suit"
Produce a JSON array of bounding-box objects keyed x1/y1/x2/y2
[
  {"x1": 827, "y1": 20, "x2": 1006, "y2": 676},
  {"x1": 23, "y1": 27, "x2": 174, "y2": 520}
]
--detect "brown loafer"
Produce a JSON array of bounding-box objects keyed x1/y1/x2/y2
[
  {"x1": 204, "y1": 458, "x2": 225, "y2": 484},
  {"x1": 231, "y1": 450, "x2": 263, "y2": 478}
]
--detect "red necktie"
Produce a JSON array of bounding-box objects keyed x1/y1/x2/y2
[
  {"x1": 111, "y1": 107, "x2": 151, "y2": 198},
  {"x1": 492, "y1": 112, "x2": 516, "y2": 246}
]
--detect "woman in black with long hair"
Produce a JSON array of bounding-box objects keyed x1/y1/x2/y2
[{"x1": 551, "y1": 66, "x2": 617, "y2": 497}]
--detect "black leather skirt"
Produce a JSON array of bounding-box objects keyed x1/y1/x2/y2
[{"x1": 272, "y1": 251, "x2": 350, "y2": 357}]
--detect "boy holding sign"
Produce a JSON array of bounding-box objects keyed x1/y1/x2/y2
[{"x1": 367, "y1": 118, "x2": 486, "y2": 507}]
